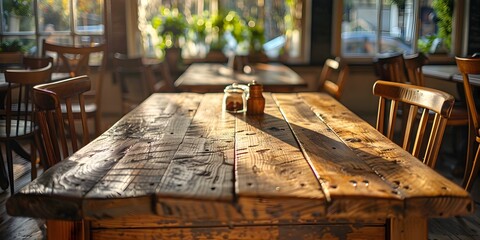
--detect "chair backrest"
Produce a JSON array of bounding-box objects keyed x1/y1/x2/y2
[
  {"x1": 317, "y1": 57, "x2": 350, "y2": 100},
  {"x1": 23, "y1": 56, "x2": 54, "y2": 70},
  {"x1": 455, "y1": 56, "x2": 480, "y2": 191},
  {"x1": 0, "y1": 51, "x2": 24, "y2": 71},
  {"x1": 404, "y1": 52, "x2": 429, "y2": 86},
  {"x1": 33, "y1": 75, "x2": 91, "y2": 169},
  {"x1": 456, "y1": 57, "x2": 480, "y2": 136},
  {"x1": 4, "y1": 63, "x2": 53, "y2": 136},
  {"x1": 373, "y1": 80, "x2": 454, "y2": 167},
  {"x1": 374, "y1": 53, "x2": 408, "y2": 83},
  {"x1": 112, "y1": 53, "x2": 153, "y2": 113},
  {"x1": 42, "y1": 39, "x2": 106, "y2": 113}
]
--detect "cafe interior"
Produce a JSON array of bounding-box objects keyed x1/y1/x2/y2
[{"x1": 0, "y1": 0, "x2": 480, "y2": 239}]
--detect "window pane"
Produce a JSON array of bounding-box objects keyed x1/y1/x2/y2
[
  {"x1": 418, "y1": 0, "x2": 453, "y2": 54},
  {"x1": 75, "y1": 0, "x2": 104, "y2": 35},
  {"x1": 342, "y1": 0, "x2": 414, "y2": 56},
  {"x1": 139, "y1": 0, "x2": 304, "y2": 61},
  {"x1": 38, "y1": 0, "x2": 71, "y2": 33},
  {"x1": 2, "y1": 0, "x2": 35, "y2": 32}
]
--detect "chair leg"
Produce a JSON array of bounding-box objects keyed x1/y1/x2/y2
[
  {"x1": 30, "y1": 140, "x2": 37, "y2": 180},
  {"x1": 5, "y1": 142, "x2": 15, "y2": 195},
  {"x1": 464, "y1": 139, "x2": 480, "y2": 191},
  {"x1": 0, "y1": 147, "x2": 9, "y2": 190},
  {"x1": 95, "y1": 113, "x2": 101, "y2": 137}
]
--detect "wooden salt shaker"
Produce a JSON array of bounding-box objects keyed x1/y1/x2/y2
[{"x1": 247, "y1": 80, "x2": 265, "y2": 115}]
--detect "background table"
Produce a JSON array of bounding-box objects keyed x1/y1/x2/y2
[
  {"x1": 174, "y1": 63, "x2": 307, "y2": 93},
  {"x1": 423, "y1": 65, "x2": 480, "y2": 86},
  {"x1": 7, "y1": 92, "x2": 473, "y2": 240}
]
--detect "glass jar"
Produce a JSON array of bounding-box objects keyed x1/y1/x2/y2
[{"x1": 223, "y1": 83, "x2": 248, "y2": 113}]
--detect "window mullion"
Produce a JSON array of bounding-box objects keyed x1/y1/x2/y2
[
  {"x1": 376, "y1": 0, "x2": 383, "y2": 54},
  {"x1": 71, "y1": 0, "x2": 76, "y2": 44}
]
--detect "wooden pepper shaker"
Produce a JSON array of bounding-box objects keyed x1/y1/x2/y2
[{"x1": 247, "y1": 80, "x2": 265, "y2": 115}]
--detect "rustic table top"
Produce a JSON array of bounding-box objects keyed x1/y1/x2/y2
[
  {"x1": 7, "y1": 92, "x2": 473, "y2": 222},
  {"x1": 174, "y1": 63, "x2": 307, "y2": 93}
]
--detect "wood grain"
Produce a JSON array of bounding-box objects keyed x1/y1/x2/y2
[
  {"x1": 6, "y1": 92, "x2": 474, "y2": 240},
  {"x1": 92, "y1": 224, "x2": 385, "y2": 240},
  {"x1": 297, "y1": 92, "x2": 473, "y2": 218}
]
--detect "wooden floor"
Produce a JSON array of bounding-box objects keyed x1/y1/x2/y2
[{"x1": 0, "y1": 116, "x2": 479, "y2": 240}]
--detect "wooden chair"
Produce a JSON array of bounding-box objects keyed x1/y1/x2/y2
[
  {"x1": 22, "y1": 56, "x2": 54, "y2": 69},
  {"x1": 32, "y1": 75, "x2": 91, "y2": 239},
  {"x1": 42, "y1": 40, "x2": 106, "y2": 136},
  {"x1": 373, "y1": 53, "x2": 408, "y2": 83},
  {"x1": 404, "y1": 53, "x2": 469, "y2": 166},
  {"x1": 455, "y1": 56, "x2": 480, "y2": 191},
  {"x1": 317, "y1": 57, "x2": 350, "y2": 100},
  {"x1": 112, "y1": 53, "x2": 175, "y2": 114},
  {"x1": 0, "y1": 63, "x2": 52, "y2": 194},
  {"x1": 373, "y1": 80, "x2": 455, "y2": 167},
  {"x1": 0, "y1": 51, "x2": 24, "y2": 72},
  {"x1": 33, "y1": 75, "x2": 91, "y2": 169}
]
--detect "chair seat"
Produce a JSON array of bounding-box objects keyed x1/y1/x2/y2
[{"x1": 0, "y1": 120, "x2": 36, "y2": 139}]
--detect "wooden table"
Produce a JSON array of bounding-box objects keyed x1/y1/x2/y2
[
  {"x1": 423, "y1": 65, "x2": 480, "y2": 86},
  {"x1": 7, "y1": 93, "x2": 473, "y2": 240},
  {"x1": 175, "y1": 63, "x2": 307, "y2": 93}
]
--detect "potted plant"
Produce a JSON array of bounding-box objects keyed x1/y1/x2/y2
[
  {"x1": 0, "y1": 39, "x2": 25, "y2": 66},
  {"x1": 203, "y1": 12, "x2": 228, "y2": 62},
  {"x1": 3, "y1": 0, "x2": 33, "y2": 32},
  {"x1": 152, "y1": 7, "x2": 188, "y2": 77}
]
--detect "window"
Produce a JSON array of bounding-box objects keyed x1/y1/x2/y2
[
  {"x1": 340, "y1": 0, "x2": 454, "y2": 58},
  {"x1": 0, "y1": 0, "x2": 105, "y2": 55},
  {"x1": 137, "y1": 0, "x2": 308, "y2": 63}
]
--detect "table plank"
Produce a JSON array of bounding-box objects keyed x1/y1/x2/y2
[
  {"x1": 273, "y1": 93, "x2": 404, "y2": 219},
  {"x1": 298, "y1": 92, "x2": 473, "y2": 218},
  {"x1": 235, "y1": 93, "x2": 324, "y2": 199},
  {"x1": 156, "y1": 93, "x2": 235, "y2": 200},
  {"x1": 7, "y1": 93, "x2": 204, "y2": 220}
]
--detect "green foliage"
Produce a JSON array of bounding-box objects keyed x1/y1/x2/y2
[
  {"x1": 206, "y1": 12, "x2": 227, "y2": 50},
  {"x1": 432, "y1": 0, "x2": 453, "y2": 50},
  {"x1": 150, "y1": 8, "x2": 265, "y2": 54},
  {"x1": 0, "y1": 39, "x2": 25, "y2": 52},
  {"x1": 152, "y1": 8, "x2": 188, "y2": 49},
  {"x1": 223, "y1": 11, "x2": 250, "y2": 44},
  {"x1": 418, "y1": 35, "x2": 437, "y2": 53},
  {"x1": 3, "y1": 0, "x2": 33, "y2": 17},
  {"x1": 246, "y1": 17, "x2": 265, "y2": 53}
]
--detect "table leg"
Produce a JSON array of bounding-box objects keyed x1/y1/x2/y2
[{"x1": 389, "y1": 217, "x2": 428, "y2": 240}]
